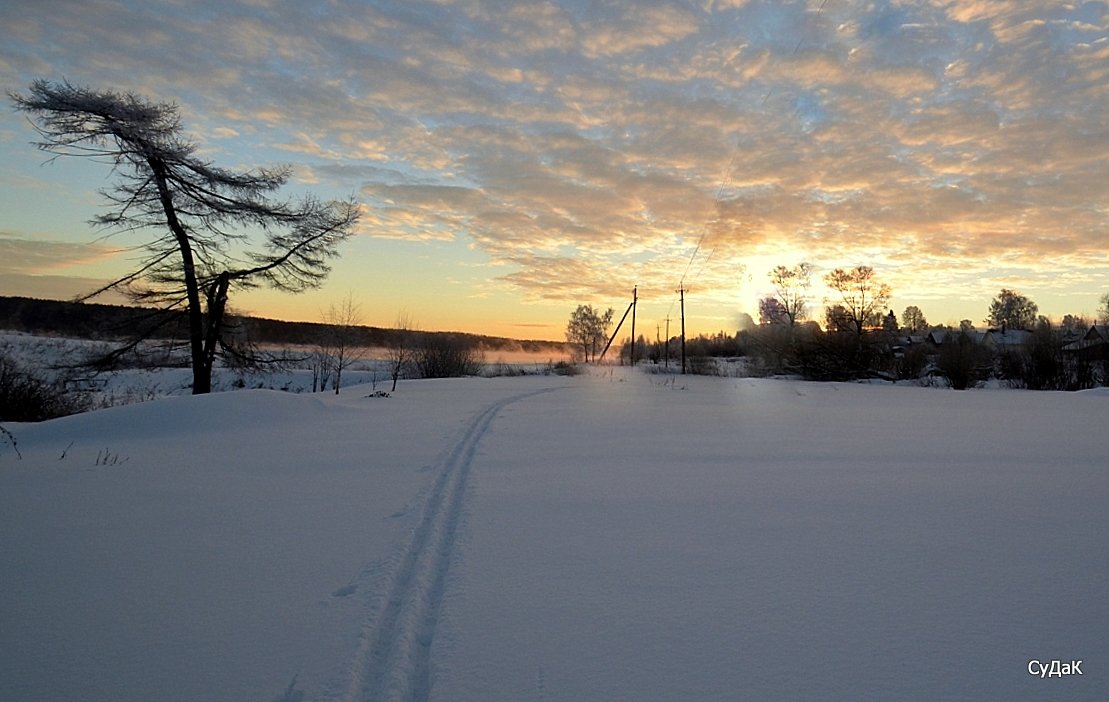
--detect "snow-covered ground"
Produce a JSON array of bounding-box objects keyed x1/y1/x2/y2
[
  {"x1": 1, "y1": 368, "x2": 1106, "y2": 701},
  {"x1": 0, "y1": 331, "x2": 570, "y2": 409}
]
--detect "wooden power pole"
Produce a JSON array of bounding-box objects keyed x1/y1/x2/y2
[
  {"x1": 665, "y1": 316, "x2": 670, "y2": 369},
  {"x1": 599, "y1": 287, "x2": 640, "y2": 362},
  {"x1": 679, "y1": 285, "x2": 686, "y2": 374},
  {"x1": 630, "y1": 286, "x2": 637, "y2": 366}
]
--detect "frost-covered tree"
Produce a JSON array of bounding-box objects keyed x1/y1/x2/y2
[
  {"x1": 1060, "y1": 314, "x2": 1088, "y2": 335},
  {"x1": 11, "y1": 80, "x2": 359, "y2": 393},
  {"x1": 566, "y1": 305, "x2": 614, "y2": 362},
  {"x1": 902, "y1": 305, "x2": 928, "y2": 334},
  {"x1": 987, "y1": 289, "x2": 1038, "y2": 331}
]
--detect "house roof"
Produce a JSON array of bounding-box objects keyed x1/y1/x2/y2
[
  {"x1": 927, "y1": 329, "x2": 987, "y2": 345},
  {"x1": 1084, "y1": 324, "x2": 1109, "y2": 342},
  {"x1": 985, "y1": 328, "x2": 1032, "y2": 347},
  {"x1": 927, "y1": 329, "x2": 947, "y2": 344}
]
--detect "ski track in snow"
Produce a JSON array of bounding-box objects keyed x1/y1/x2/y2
[{"x1": 343, "y1": 388, "x2": 557, "y2": 702}]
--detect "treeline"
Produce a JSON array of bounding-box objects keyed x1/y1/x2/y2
[
  {"x1": 612, "y1": 321, "x2": 1108, "y2": 390},
  {"x1": 741, "y1": 320, "x2": 1106, "y2": 390},
  {"x1": 585, "y1": 268, "x2": 1109, "y2": 390},
  {"x1": 0, "y1": 296, "x2": 565, "y2": 355}
]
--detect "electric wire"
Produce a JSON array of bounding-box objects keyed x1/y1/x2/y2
[{"x1": 658, "y1": 0, "x2": 834, "y2": 335}]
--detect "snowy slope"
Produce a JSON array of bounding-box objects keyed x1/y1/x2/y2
[{"x1": 1, "y1": 371, "x2": 1106, "y2": 701}]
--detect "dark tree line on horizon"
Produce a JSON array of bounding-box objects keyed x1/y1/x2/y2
[{"x1": 0, "y1": 296, "x2": 563, "y2": 357}]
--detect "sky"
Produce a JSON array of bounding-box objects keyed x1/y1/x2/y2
[{"x1": 2, "y1": 0, "x2": 1108, "y2": 341}]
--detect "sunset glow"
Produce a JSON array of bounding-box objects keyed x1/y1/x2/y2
[{"x1": 2, "y1": 1, "x2": 1108, "y2": 340}]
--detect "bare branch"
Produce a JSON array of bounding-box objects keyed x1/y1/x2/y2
[{"x1": 11, "y1": 79, "x2": 360, "y2": 394}]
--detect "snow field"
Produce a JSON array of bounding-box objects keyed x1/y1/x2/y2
[
  {"x1": 432, "y1": 374, "x2": 1108, "y2": 701},
  {"x1": 1, "y1": 369, "x2": 1106, "y2": 701}
]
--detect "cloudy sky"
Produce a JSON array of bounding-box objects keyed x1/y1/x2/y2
[{"x1": 2, "y1": 0, "x2": 1108, "y2": 340}]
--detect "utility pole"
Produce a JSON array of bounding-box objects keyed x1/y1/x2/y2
[
  {"x1": 598, "y1": 288, "x2": 638, "y2": 362},
  {"x1": 630, "y1": 286, "x2": 637, "y2": 366},
  {"x1": 665, "y1": 316, "x2": 670, "y2": 369},
  {"x1": 679, "y1": 285, "x2": 686, "y2": 374}
]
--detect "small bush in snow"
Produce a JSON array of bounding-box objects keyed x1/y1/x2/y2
[
  {"x1": 686, "y1": 356, "x2": 723, "y2": 376},
  {"x1": 413, "y1": 334, "x2": 484, "y2": 378},
  {"x1": 549, "y1": 360, "x2": 581, "y2": 376},
  {"x1": 0, "y1": 356, "x2": 91, "y2": 421},
  {"x1": 936, "y1": 332, "x2": 991, "y2": 390}
]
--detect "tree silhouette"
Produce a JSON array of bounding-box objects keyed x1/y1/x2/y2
[
  {"x1": 768, "y1": 263, "x2": 813, "y2": 327},
  {"x1": 566, "y1": 305, "x2": 613, "y2": 362},
  {"x1": 11, "y1": 79, "x2": 359, "y2": 393},
  {"x1": 823, "y1": 266, "x2": 891, "y2": 341},
  {"x1": 902, "y1": 305, "x2": 928, "y2": 334},
  {"x1": 987, "y1": 289, "x2": 1038, "y2": 331}
]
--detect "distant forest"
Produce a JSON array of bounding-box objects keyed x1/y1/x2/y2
[{"x1": 0, "y1": 296, "x2": 566, "y2": 355}]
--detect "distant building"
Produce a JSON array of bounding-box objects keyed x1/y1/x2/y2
[
  {"x1": 982, "y1": 328, "x2": 1032, "y2": 352},
  {"x1": 1063, "y1": 324, "x2": 1109, "y2": 361}
]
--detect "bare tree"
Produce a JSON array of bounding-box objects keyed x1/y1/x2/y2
[
  {"x1": 768, "y1": 263, "x2": 813, "y2": 327},
  {"x1": 824, "y1": 266, "x2": 891, "y2": 341},
  {"x1": 758, "y1": 296, "x2": 789, "y2": 325},
  {"x1": 321, "y1": 293, "x2": 364, "y2": 395},
  {"x1": 823, "y1": 304, "x2": 855, "y2": 333},
  {"x1": 594, "y1": 307, "x2": 614, "y2": 359},
  {"x1": 388, "y1": 312, "x2": 415, "y2": 392},
  {"x1": 1097, "y1": 292, "x2": 1109, "y2": 326},
  {"x1": 10, "y1": 79, "x2": 359, "y2": 394},
  {"x1": 310, "y1": 337, "x2": 333, "y2": 393}
]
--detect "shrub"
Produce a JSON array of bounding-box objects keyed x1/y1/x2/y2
[
  {"x1": 896, "y1": 344, "x2": 930, "y2": 381},
  {"x1": 686, "y1": 356, "x2": 722, "y2": 376},
  {"x1": 0, "y1": 356, "x2": 91, "y2": 421},
  {"x1": 413, "y1": 333, "x2": 484, "y2": 378},
  {"x1": 795, "y1": 332, "x2": 869, "y2": 381},
  {"x1": 738, "y1": 325, "x2": 794, "y2": 375},
  {"x1": 1000, "y1": 322, "x2": 1098, "y2": 391},
  {"x1": 549, "y1": 360, "x2": 580, "y2": 376},
  {"x1": 936, "y1": 332, "x2": 991, "y2": 390}
]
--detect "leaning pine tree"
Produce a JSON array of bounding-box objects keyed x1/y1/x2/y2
[{"x1": 11, "y1": 79, "x2": 359, "y2": 393}]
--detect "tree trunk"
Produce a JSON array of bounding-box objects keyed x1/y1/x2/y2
[
  {"x1": 199, "y1": 272, "x2": 231, "y2": 395},
  {"x1": 149, "y1": 160, "x2": 209, "y2": 394}
]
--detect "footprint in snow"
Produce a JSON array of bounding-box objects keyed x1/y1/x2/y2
[{"x1": 331, "y1": 583, "x2": 358, "y2": 598}]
